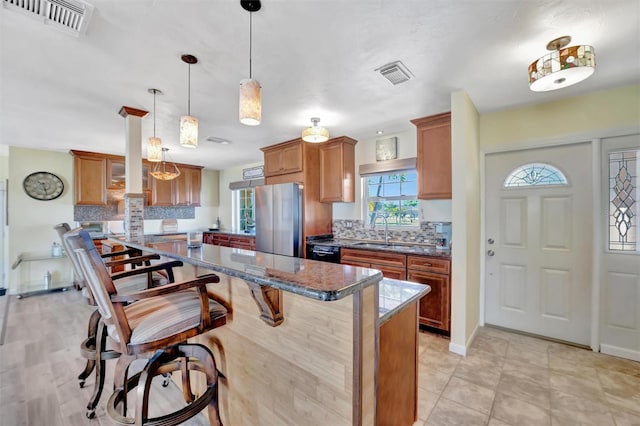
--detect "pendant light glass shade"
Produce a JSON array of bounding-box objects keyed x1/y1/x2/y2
[
  {"x1": 180, "y1": 115, "x2": 198, "y2": 148},
  {"x1": 147, "y1": 89, "x2": 163, "y2": 162},
  {"x1": 239, "y1": 6, "x2": 261, "y2": 126},
  {"x1": 147, "y1": 136, "x2": 162, "y2": 162},
  {"x1": 239, "y1": 78, "x2": 261, "y2": 126},
  {"x1": 151, "y1": 148, "x2": 180, "y2": 181},
  {"x1": 528, "y1": 36, "x2": 596, "y2": 92},
  {"x1": 180, "y1": 54, "x2": 198, "y2": 148},
  {"x1": 302, "y1": 117, "x2": 329, "y2": 143}
]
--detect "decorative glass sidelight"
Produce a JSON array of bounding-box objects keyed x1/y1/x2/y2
[
  {"x1": 608, "y1": 150, "x2": 638, "y2": 251},
  {"x1": 503, "y1": 163, "x2": 568, "y2": 187}
]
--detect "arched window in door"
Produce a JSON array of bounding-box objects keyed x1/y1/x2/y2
[{"x1": 503, "y1": 162, "x2": 568, "y2": 188}]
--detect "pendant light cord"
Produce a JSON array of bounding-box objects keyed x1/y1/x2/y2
[
  {"x1": 249, "y1": 11, "x2": 253, "y2": 79},
  {"x1": 187, "y1": 63, "x2": 191, "y2": 115},
  {"x1": 153, "y1": 90, "x2": 156, "y2": 136}
]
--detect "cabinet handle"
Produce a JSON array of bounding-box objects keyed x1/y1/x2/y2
[{"x1": 423, "y1": 263, "x2": 432, "y2": 266}]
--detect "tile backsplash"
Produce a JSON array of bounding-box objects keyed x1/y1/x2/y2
[{"x1": 332, "y1": 219, "x2": 451, "y2": 246}]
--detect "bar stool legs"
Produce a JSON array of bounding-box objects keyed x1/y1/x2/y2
[{"x1": 107, "y1": 343, "x2": 222, "y2": 426}]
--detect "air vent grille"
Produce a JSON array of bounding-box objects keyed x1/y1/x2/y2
[
  {"x1": 375, "y1": 61, "x2": 413, "y2": 85},
  {"x1": 3, "y1": 0, "x2": 93, "y2": 36}
]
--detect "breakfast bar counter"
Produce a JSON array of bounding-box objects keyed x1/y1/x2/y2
[{"x1": 113, "y1": 235, "x2": 429, "y2": 426}]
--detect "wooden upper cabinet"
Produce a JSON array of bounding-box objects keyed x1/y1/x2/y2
[
  {"x1": 174, "y1": 166, "x2": 202, "y2": 206},
  {"x1": 107, "y1": 159, "x2": 150, "y2": 190},
  {"x1": 150, "y1": 177, "x2": 174, "y2": 206},
  {"x1": 72, "y1": 151, "x2": 107, "y2": 205},
  {"x1": 320, "y1": 136, "x2": 357, "y2": 203},
  {"x1": 411, "y1": 112, "x2": 452, "y2": 200},
  {"x1": 262, "y1": 139, "x2": 303, "y2": 178}
]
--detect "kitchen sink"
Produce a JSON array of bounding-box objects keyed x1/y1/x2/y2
[{"x1": 351, "y1": 242, "x2": 417, "y2": 251}]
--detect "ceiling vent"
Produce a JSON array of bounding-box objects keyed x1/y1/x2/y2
[
  {"x1": 3, "y1": 0, "x2": 94, "y2": 37},
  {"x1": 375, "y1": 61, "x2": 413, "y2": 85},
  {"x1": 205, "y1": 136, "x2": 232, "y2": 145}
]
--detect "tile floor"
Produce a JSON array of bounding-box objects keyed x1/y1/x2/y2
[
  {"x1": 416, "y1": 327, "x2": 640, "y2": 426},
  {"x1": 0, "y1": 289, "x2": 638, "y2": 425}
]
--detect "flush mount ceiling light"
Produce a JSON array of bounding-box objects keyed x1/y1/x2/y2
[
  {"x1": 150, "y1": 148, "x2": 181, "y2": 181},
  {"x1": 302, "y1": 117, "x2": 329, "y2": 143},
  {"x1": 147, "y1": 88, "x2": 163, "y2": 162},
  {"x1": 180, "y1": 54, "x2": 198, "y2": 148},
  {"x1": 528, "y1": 36, "x2": 596, "y2": 92},
  {"x1": 239, "y1": 0, "x2": 262, "y2": 126}
]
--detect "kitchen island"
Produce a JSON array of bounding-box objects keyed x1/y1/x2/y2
[{"x1": 112, "y1": 235, "x2": 429, "y2": 426}]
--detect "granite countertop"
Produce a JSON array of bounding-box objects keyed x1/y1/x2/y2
[
  {"x1": 113, "y1": 235, "x2": 382, "y2": 302},
  {"x1": 379, "y1": 278, "x2": 431, "y2": 325},
  {"x1": 308, "y1": 238, "x2": 451, "y2": 258}
]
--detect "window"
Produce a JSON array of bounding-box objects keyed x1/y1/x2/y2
[
  {"x1": 364, "y1": 171, "x2": 418, "y2": 228},
  {"x1": 503, "y1": 163, "x2": 568, "y2": 188},
  {"x1": 608, "y1": 149, "x2": 638, "y2": 251},
  {"x1": 235, "y1": 188, "x2": 255, "y2": 233}
]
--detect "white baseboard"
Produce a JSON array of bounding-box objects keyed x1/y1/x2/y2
[
  {"x1": 449, "y1": 342, "x2": 466, "y2": 356},
  {"x1": 449, "y1": 325, "x2": 479, "y2": 356},
  {"x1": 600, "y1": 344, "x2": 640, "y2": 362}
]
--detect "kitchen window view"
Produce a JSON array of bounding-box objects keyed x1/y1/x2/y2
[
  {"x1": 236, "y1": 188, "x2": 256, "y2": 233},
  {"x1": 364, "y1": 171, "x2": 419, "y2": 228}
]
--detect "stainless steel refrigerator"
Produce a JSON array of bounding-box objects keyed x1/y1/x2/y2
[{"x1": 255, "y1": 183, "x2": 303, "y2": 257}]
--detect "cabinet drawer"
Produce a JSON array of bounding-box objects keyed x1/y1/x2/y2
[
  {"x1": 407, "y1": 255, "x2": 450, "y2": 274},
  {"x1": 229, "y1": 236, "x2": 254, "y2": 249},
  {"x1": 341, "y1": 248, "x2": 406, "y2": 269}
]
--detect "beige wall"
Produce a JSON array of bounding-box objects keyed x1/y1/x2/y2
[
  {"x1": 450, "y1": 91, "x2": 481, "y2": 353},
  {"x1": 481, "y1": 84, "x2": 640, "y2": 150}
]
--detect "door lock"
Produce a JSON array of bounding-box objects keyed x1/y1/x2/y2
[
  {"x1": 487, "y1": 238, "x2": 494, "y2": 245},
  {"x1": 487, "y1": 250, "x2": 495, "y2": 256}
]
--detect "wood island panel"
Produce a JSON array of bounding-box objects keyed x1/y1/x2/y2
[{"x1": 188, "y1": 271, "x2": 377, "y2": 426}]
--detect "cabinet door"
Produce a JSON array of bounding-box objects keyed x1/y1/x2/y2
[
  {"x1": 150, "y1": 178, "x2": 174, "y2": 206},
  {"x1": 107, "y1": 160, "x2": 126, "y2": 190},
  {"x1": 412, "y1": 112, "x2": 451, "y2": 200},
  {"x1": 408, "y1": 270, "x2": 450, "y2": 332},
  {"x1": 376, "y1": 265, "x2": 407, "y2": 280},
  {"x1": 202, "y1": 232, "x2": 215, "y2": 245},
  {"x1": 189, "y1": 168, "x2": 201, "y2": 206},
  {"x1": 264, "y1": 149, "x2": 284, "y2": 177},
  {"x1": 174, "y1": 168, "x2": 190, "y2": 206},
  {"x1": 320, "y1": 138, "x2": 356, "y2": 203},
  {"x1": 281, "y1": 142, "x2": 303, "y2": 174},
  {"x1": 74, "y1": 156, "x2": 107, "y2": 205}
]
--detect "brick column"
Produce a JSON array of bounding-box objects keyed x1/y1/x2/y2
[{"x1": 118, "y1": 106, "x2": 148, "y2": 243}]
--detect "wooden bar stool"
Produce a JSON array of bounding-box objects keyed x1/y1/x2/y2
[{"x1": 67, "y1": 230, "x2": 226, "y2": 426}]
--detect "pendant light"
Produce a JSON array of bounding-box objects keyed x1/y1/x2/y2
[
  {"x1": 528, "y1": 36, "x2": 596, "y2": 92},
  {"x1": 302, "y1": 117, "x2": 329, "y2": 143},
  {"x1": 147, "y1": 88, "x2": 163, "y2": 162},
  {"x1": 150, "y1": 148, "x2": 180, "y2": 181},
  {"x1": 180, "y1": 54, "x2": 198, "y2": 148},
  {"x1": 239, "y1": 0, "x2": 262, "y2": 126}
]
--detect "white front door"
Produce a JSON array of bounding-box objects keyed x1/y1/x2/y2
[
  {"x1": 485, "y1": 143, "x2": 592, "y2": 345},
  {"x1": 600, "y1": 134, "x2": 640, "y2": 361}
]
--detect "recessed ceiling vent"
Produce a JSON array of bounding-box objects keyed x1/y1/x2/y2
[
  {"x1": 3, "y1": 0, "x2": 94, "y2": 37},
  {"x1": 375, "y1": 61, "x2": 413, "y2": 85}
]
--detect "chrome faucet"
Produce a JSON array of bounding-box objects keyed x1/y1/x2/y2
[{"x1": 372, "y1": 212, "x2": 390, "y2": 245}]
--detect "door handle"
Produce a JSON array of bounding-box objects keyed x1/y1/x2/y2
[{"x1": 487, "y1": 250, "x2": 495, "y2": 256}]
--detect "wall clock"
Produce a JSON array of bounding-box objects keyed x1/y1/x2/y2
[{"x1": 23, "y1": 171, "x2": 64, "y2": 201}]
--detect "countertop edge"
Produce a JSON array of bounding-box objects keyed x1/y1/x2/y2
[
  {"x1": 114, "y1": 238, "x2": 383, "y2": 302},
  {"x1": 379, "y1": 278, "x2": 431, "y2": 325}
]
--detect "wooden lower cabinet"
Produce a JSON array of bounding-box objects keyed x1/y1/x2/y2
[
  {"x1": 341, "y1": 248, "x2": 407, "y2": 280},
  {"x1": 203, "y1": 232, "x2": 255, "y2": 249},
  {"x1": 407, "y1": 255, "x2": 451, "y2": 334},
  {"x1": 378, "y1": 302, "x2": 418, "y2": 426}
]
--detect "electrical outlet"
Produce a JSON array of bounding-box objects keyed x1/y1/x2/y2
[{"x1": 345, "y1": 220, "x2": 353, "y2": 229}]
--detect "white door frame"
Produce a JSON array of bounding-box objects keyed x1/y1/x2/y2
[{"x1": 478, "y1": 127, "x2": 640, "y2": 352}]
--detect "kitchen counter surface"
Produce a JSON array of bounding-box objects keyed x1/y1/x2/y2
[
  {"x1": 379, "y1": 278, "x2": 430, "y2": 324},
  {"x1": 308, "y1": 238, "x2": 451, "y2": 258},
  {"x1": 112, "y1": 235, "x2": 383, "y2": 302}
]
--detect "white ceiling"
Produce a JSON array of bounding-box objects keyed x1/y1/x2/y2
[{"x1": 1, "y1": 0, "x2": 639, "y2": 170}]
